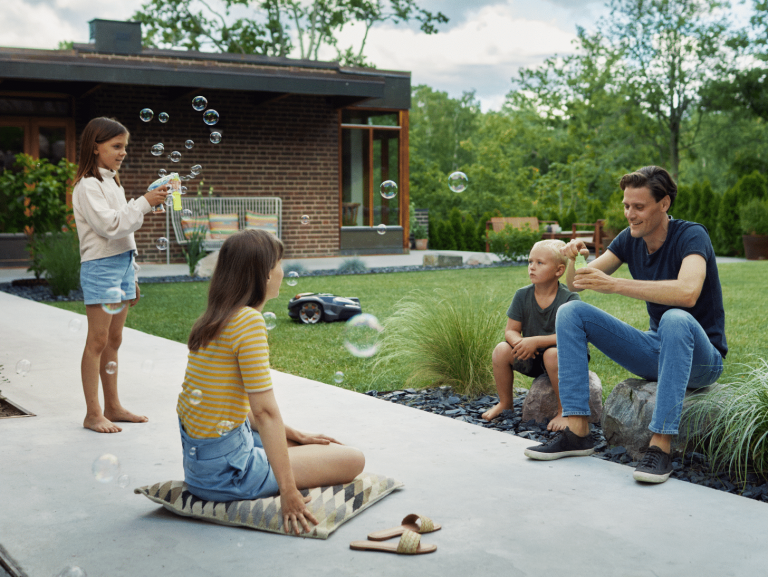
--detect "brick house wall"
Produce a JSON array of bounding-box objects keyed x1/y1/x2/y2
[{"x1": 76, "y1": 86, "x2": 340, "y2": 262}]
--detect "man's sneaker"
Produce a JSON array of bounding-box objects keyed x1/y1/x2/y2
[
  {"x1": 524, "y1": 427, "x2": 596, "y2": 461},
  {"x1": 633, "y1": 446, "x2": 673, "y2": 483}
]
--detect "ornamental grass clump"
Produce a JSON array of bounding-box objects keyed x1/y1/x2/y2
[
  {"x1": 337, "y1": 257, "x2": 367, "y2": 274},
  {"x1": 370, "y1": 289, "x2": 507, "y2": 397},
  {"x1": 686, "y1": 359, "x2": 768, "y2": 483},
  {"x1": 35, "y1": 229, "x2": 81, "y2": 296}
]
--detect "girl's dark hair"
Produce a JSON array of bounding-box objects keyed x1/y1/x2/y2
[
  {"x1": 75, "y1": 117, "x2": 129, "y2": 187},
  {"x1": 619, "y1": 165, "x2": 677, "y2": 210},
  {"x1": 188, "y1": 229, "x2": 284, "y2": 351}
]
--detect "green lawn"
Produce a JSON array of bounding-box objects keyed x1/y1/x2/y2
[{"x1": 48, "y1": 262, "x2": 767, "y2": 397}]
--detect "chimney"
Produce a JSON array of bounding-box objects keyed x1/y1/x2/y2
[{"x1": 89, "y1": 19, "x2": 142, "y2": 55}]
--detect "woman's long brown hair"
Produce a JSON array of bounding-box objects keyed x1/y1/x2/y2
[
  {"x1": 188, "y1": 229, "x2": 284, "y2": 351},
  {"x1": 74, "y1": 117, "x2": 129, "y2": 187}
]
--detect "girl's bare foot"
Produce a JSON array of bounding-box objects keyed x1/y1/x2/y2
[
  {"x1": 84, "y1": 414, "x2": 122, "y2": 433},
  {"x1": 482, "y1": 403, "x2": 511, "y2": 422},
  {"x1": 104, "y1": 407, "x2": 149, "y2": 424},
  {"x1": 547, "y1": 413, "x2": 569, "y2": 432}
]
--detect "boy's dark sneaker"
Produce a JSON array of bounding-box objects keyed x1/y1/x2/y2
[
  {"x1": 524, "y1": 427, "x2": 595, "y2": 460},
  {"x1": 633, "y1": 446, "x2": 673, "y2": 483}
]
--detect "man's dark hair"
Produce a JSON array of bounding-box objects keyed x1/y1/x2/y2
[{"x1": 619, "y1": 166, "x2": 677, "y2": 210}]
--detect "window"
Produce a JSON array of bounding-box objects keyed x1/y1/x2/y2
[{"x1": 340, "y1": 109, "x2": 405, "y2": 228}]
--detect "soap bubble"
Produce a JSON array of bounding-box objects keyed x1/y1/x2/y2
[
  {"x1": 301, "y1": 215, "x2": 309, "y2": 225},
  {"x1": 343, "y1": 313, "x2": 383, "y2": 358},
  {"x1": 69, "y1": 318, "x2": 82, "y2": 333},
  {"x1": 102, "y1": 287, "x2": 127, "y2": 315},
  {"x1": 181, "y1": 174, "x2": 190, "y2": 181},
  {"x1": 380, "y1": 180, "x2": 397, "y2": 200},
  {"x1": 141, "y1": 359, "x2": 154, "y2": 373},
  {"x1": 189, "y1": 447, "x2": 197, "y2": 457},
  {"x1": 150, "y1": 143, "x2": 164, "y2": 156},
  {"x1": 92, "y1": 454, "x2": 120, "y2": 483},
  {"x1": 181, "y1": 186, "x2": 188, "y2": 194},
  {"x1": 334, "y1": 371, "x2": 344, "y2": 384},
  {"x1": 181, "y1": 209, "x2": 193, "y2": 221},
  {"x1": 192, "y1": 96, "x2": 208, "y2": 111},
  {"x1": 156, "y1": 237, "x2": 169, "y2": 250},
  {"x1": 216, "y1": 420, "x2": 234, "y2": 436},
  {"x1": 210, "y1": 132, "x2": 222, "y2": 144},
  {"x1": 377, "y1": 224, "x2": 387, "y2": 235},
  {"x1": 448, "y1": 171, "x2": 468, "y2": 193},
  {"x1": 139, "y1": 108, "x2": 153, "y2": 122},
  {"x1": 203, "y1": 109, "x2": 220, "y2": 125},
  {"x1": 54, "y1": 566, "x2": 88, "y2": 577},
  {"x1": 164, "y1": 195, "x2": 173, "y2": 207},
  {"x1": 158, "y1": 168, "x2": 167, "y2": 177},
  {"x1": 15, "y1": 359, "x2": 31, "y2": 376},
  {"x1": 185, "y1": 140, "x2": 194, "y2": 149},
  {"x1": 286, "y1": 271, "x2": 299, "y2": 287},
  {"x1": 105, "y1": 361, "x2": 117, "y2": 375},
  {"x1": 117, "y1": 474, "x2": 131, "y2": 488},
  {"x1": 190, "y1": 389, "x2": 203, "y2": 405},
  {"x1": 263, "y1": 312, "x2": 277, "y2": 330},
  {"x1": 169, "y1": 151, "x2": 181, "y2": 162},
  {"x1": 158, "y1": 112, "x2": 169, "y2": 123},
  {"x1": 191, "y1": 164, "x2": 202, "y2": 175}
]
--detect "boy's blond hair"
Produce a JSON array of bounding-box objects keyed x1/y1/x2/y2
[{"x1": 530, "y1": 239, "x2": 568, "y2": 267}]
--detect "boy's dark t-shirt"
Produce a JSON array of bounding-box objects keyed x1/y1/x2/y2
[
  {"x1": 607, "y1": 218, "x2": 727, "y2": 358},
  {"x1": 507, "y1": 283, "x2": 581, "y2": 349}
]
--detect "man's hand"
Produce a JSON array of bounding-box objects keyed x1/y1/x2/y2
[
  {"x1": 129, "y1": 282, "x2": 141, "y2": 307},
  {"x1": 511, "y1": 337, "x2": 539, "y2": 360},
  {"x1": 572, "y1": 267, "x2": 619, "y2": 294},
  {"x1": 561, "y1": 239, "x2": 589, "y2": 260}
]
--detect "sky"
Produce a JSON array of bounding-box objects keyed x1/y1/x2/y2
[{"x1": 0, "y1": 0, "x2": 750, "y2": 111}]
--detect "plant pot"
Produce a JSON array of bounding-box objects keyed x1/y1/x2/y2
[
  {"x1": 742, "y1": 234, "x2": 768, "y2": 260},
  {"x1": 415, "y1": 238, "x2": 428, "y2": 250},
  {"x1": 0, "y1": 232, "x2": 30, "y2": 267}
]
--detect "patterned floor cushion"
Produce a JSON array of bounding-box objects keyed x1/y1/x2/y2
[{"x1": 135, "y1": 472, "x2": 403, "y2": 540}]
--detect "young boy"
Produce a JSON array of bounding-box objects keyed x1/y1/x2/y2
[{"x1": 482, "y1": 239, "x2": 581, "y2": 431}]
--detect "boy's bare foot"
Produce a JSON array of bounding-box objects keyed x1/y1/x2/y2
[
  {"x1": 482, "y1": 403, "x2": 511, "y2": 422},
  {"x1": 84, "y1": 414, "x2": 122, "y2": 433},
  {"x1": 547, "y1": 413, "x2": 569, "y2": 432},
  {"x1": 104, "y1": 407, "x2": 149, "y2": 424}
]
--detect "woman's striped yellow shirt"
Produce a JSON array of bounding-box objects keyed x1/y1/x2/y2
[{"x1": 177, "y1": 307, "x2": 272, "y2": 439}]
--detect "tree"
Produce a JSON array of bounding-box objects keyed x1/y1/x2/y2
[
  {"x1": 715, "y1": 184, "x2": 743, "y2": 255},
  {"x1": 133, "y1": 0, "x2": 448, "y2": 64},
  {"x1": 693, "y1": 180, "x2": 718, "y2": 235}
]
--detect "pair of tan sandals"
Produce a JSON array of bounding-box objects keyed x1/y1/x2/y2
[{"x1": 350, "y1": 514, "x2": 441, "y2": 555}]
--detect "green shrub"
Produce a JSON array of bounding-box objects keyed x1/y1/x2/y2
[
  {"x1": 370, "y1": 289, "x2": 507, "y2": 397},
  {"x1": 411, "y1": 222, "x2": 427, "y2": 239},
  {"x1": 181, "y1": 227, "x2": 208, "y2": 276},
  {"x1": 735, "y1": 171, "x2": 767, "y2": 204},
  {"x1": 686, "y1": 359, "x2": 768, "y2": 482},
  {"x1": 0, "y1": 154, "x2": 75, "y2": 234},
  {"x1": 694, "y1": 181, "x2": 718, "y2": 236},
  {"x1": 739, "y1": 198, "x2": 768, "y2": 235},
  {"x1": 714, "y1": 185, "x2": 743, "y2": 256},
  {"x1": 337, "y1": 257, "x2": 367, "y2": 273},
  {"x1": 462, "y1": 213, "x2": 480, "y2": 251},
  {"x1": 673, "y1": 184, "x2": 691, "y2": 221},
  {"x1": 439, "y1": 219, "x2": 457, "y2": 250},
  {"x1": 559, "y1": 207, "x2": 578, "y2": 232},
  {"x1": 487, "y1": 224, "x2": 542, "y2": 262},
  {"x1": 448, "y1": 208, "x2": 465, "y2": 250},
  {"x1": 35, "y1": 230, "x2": 81, "y2": 296},
  {"x1": 603, "y1": 191, "x2": 626, "y2": 236}
]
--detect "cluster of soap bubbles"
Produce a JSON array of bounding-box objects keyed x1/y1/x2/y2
[
  {"x1": 102, "y1": 287, "x2": 127, "y2": 315},
  {"x1": 343, "y1": 313, "x2": 383, "y2": 358},
  {"x1": 91, "y1": 453, "x2": 129, "y2": 488}
]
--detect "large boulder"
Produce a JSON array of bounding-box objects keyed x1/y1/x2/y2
[
  {"x1": 522, "y1": 371, "x2": 603, "y2": 424},
  {"x1": 601, "y1": 378, "x2": 720, "y2": 460},
  {"x1": 423, "y1": 253, "x2": 463, "y2": 267},
  {"x1": 194, "y1": 250, "x2": 219, "y2": 278}
]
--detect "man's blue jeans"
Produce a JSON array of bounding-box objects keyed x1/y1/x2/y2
[{"x1": 555, "y1": 301, "x2": 724, "y2": 435}]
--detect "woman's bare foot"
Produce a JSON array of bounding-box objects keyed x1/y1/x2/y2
[
  {"x1": 104, "y1": 407, "x2": 149, "y2": 424},
  {"x1": 482, "y1": 403, "x2": 512, "y2": 422},
  {"x1": 84, "y1": 414, "x2": 122, "y2": 433},
  {"x1": 547, "y1": 413, "x2": 569, "y2": 432}
]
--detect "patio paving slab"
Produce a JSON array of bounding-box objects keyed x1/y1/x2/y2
[{"x1": 0, "y1": 290, "x2": 765, "y2": 577}]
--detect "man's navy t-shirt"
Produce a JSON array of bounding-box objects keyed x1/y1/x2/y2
[{"x1": 607, "y1": 218, "x2": 727, "y2": 358}]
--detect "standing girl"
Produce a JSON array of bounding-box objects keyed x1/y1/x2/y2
[
  {"x1": 177, "y1": 229, "x2": 364, "y2": 535},
  {"x1": 72, "y1": 117, "x2": 167, "y2": 433}
]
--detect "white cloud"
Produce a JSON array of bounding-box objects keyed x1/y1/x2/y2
[{"x1": 2, "y1": 1, "x2": 83, "y2": 48}]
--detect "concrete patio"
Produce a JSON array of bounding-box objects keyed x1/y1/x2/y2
[{"x1": 0, "y1": 284, "x2": 765, "y2": 577}]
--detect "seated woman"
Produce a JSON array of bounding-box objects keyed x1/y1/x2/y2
[{"x1": 177, "y1": 229, "x2": 365, "y2": 535}]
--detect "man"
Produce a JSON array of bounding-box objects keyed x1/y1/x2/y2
[{"x1": 524, "y1": 166, "x2": 727, "y2": 484}]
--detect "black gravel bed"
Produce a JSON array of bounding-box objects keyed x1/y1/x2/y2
[
  {"x1": 0, "y1": 260, "x2": 523, "y2": 303},
  {"x1": 366, "y1": 386, "x2": 768, "y2": 503}
]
